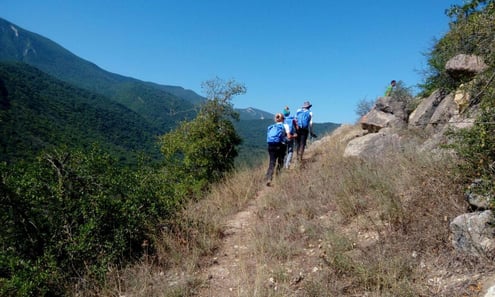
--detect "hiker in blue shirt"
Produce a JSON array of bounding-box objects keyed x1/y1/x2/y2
[
  {"x1": 295, "y1": 101, "x2": 314, "y2": 162},
  {"x1": 282, "y1": 106, "x2": 297, "y2": 169},
  {"x1": 265, "y1": 113, "x2": 293, "y2": 186}
]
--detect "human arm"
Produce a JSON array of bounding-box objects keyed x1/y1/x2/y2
[{"x1": 284, "y1": 123, "x2": 296, "y2": 139}]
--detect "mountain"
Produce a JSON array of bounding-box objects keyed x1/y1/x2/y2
[
  {"x1": 0, "y1": 17, "x2": 202, "y2": 132},
  {"x1": 0, "y1": 62, "x2": 159, "y2": 164},
  {"x1": 236, "y1": 107, "x2": 274, "y2": 120},
  {"x1": 0, "y1": 17, "x2": 340, "y2": 165}
]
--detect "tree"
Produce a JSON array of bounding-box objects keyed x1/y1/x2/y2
[{"x1": 159, "y1": 77, "x2": 246, "y2": 198}]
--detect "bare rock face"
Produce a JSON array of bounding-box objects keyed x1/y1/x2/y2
[
  {"x1": 343, "y1": 130, "x2": 402, "y2": 158},
  {"x1": 445, "y1": 54, "x2": 488, "y2": 78},
  {"x1": 408, "y1": 90, "x2": 445, "y2": 128},
  {"x1": 336, "y1": 51, "x2": 493, "y2": 282},
  {"x1": 425, "y1": 92, "x2": 458, "y2": 134}
]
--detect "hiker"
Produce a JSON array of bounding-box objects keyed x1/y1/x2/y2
[
  {"x1": 384, "y1": 80, "x2": 396, "y2": 97},
  {"x1": 265, "y1": 113, "x2": 291, "y2": 186},
  {"x1": 295, "y1": 101, "x2": 314, "y2": 162},
  {"x1": 282, "y1": 106, "x2": 297, "y2": 169}
]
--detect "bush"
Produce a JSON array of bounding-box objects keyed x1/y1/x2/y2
[{"x1": 0, "y1": 146, "x2": 174, "y2": 295}]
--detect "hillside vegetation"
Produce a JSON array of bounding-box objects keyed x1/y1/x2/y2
[
  {"x1": 0, "y1": 62, "x2": 160, "y2": 164},
  {"x1": 3, "y1": 1, "x2": 495, "y2": 296}
]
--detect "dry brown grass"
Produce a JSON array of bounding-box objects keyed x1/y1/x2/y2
[{"x1": 82, "y1": 124, "x2": 495, "y2": 296}]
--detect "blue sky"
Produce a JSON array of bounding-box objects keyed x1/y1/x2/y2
[{"x1": 3, "y1": 0, "x2": 461, "y2": 124}]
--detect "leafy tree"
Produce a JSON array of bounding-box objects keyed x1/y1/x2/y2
[{"x1": 159, "y1": 78, "x2": 245, "y2": 198}]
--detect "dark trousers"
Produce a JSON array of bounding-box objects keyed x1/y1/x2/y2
[
  {"x1": 265, "y1": 142, "x2": 286, "y2": 181},
  {"x1": 296, "y1": 128, "x2": 309, "y2": 160}
]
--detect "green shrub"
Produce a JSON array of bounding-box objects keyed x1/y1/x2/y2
[{"x1": 0, "y1": 146, "x2": 174, "y2": 295}]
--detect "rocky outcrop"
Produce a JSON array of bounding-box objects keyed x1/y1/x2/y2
[
  {"x1": 360, "y1": 95, "x2": 408, "y2": 133},
  {"x1": 337, "y1": 53, "x2": 491, "y2": 264}
]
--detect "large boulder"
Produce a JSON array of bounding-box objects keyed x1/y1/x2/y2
[
  {"x1": 375, "y1": 95, "x2": 408, "y2": 121},
  {"x1": 360, "y1": 95, "x2": 409, "y2": 133},
  {"x1": 445, "y1": 54, "x2": 488, "y2": 78},
  {"x1": 343, "y1": 129, "x2": 402, "y2": 158},
  {"x1": 425, "y1": 92, "x2": 458, "y2": 134},
  {"x1": 408, "y1": 90, "x2": 445, "y2": 128},
  {"x1": 360, "y1": 109, "x2": 404, "y2": 133}
]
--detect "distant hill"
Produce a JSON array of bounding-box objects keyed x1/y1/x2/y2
[
  {"x1": 0, "y1": 17, "x2": 201, "y2": 132},
  {"x1": 0, "y1": 62, "x2": 159, "y2": 164},
  {"x1": 236, "y1": 107, "x2": 274, "y2": 120}
]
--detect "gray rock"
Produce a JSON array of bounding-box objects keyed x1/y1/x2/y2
[
  {"x1": 343, "y1": 131, "x2": 402, "y2": 158},
  {"x1": 408, "y1": 90, "x2": 445, "y2": 128},
  {"x1": 450, "y1": 210, "x2": 495, "y2": 257}
]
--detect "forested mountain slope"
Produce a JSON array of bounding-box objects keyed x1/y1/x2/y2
[
  {"x1": 0, "y1": 17, "x2": 200, "y2": 132},
  {"x1": 0, "y1": 62, "x2": 159, "y2": 164}
]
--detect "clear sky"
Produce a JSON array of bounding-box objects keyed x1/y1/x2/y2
[{"x1": 3, "y1": 0, "x2": 461, "y2": 124}]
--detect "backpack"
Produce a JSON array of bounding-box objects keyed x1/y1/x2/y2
[
  {"x1": 284, "y1": 116, "x2": 297, "y2": 135},
  {"x1": 296, "y1": 109, "x2": 311, "y2": 129},
  {"x1": 266, "y1": 123, "x2": 286, "y2": 143}
]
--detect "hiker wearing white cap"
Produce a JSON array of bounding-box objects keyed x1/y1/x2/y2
[{"x1": 295, "y1": 101, "x2": 314, "y2": 162}]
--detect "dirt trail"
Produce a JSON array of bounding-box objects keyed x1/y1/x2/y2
[{"x1": 195, "y1": 187, "x2": 267, "y2": 297}]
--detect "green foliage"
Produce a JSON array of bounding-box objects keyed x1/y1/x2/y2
[
  {"x1": 0, "y1": 62, "x2": 160, "y2": 165},
  {"x1": 0, "y1": 146, "x2": 175, "y2": 296},
  {"x1": 420, "y1": 1, "x2": 495, "y2": 96},
  {"x1": 159, "y1": 78, "x2": 245, "y2": 198}
]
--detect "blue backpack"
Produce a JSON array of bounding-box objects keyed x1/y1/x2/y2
[
  {"x1": 296, "y1": 109, "x2": 311, "y2": 129},
  {"x1": 284, "y1": 116, "x2": 296, "y2": 135},
  {"x1": 266, "y1": 123, "x2": 286, "y2": 143}
]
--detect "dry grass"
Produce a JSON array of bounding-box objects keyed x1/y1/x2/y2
[
  {"x1": 79, "y1": 124, "x2": 495, "y2": 296},
  {"x1": 230, "y1": 125, "x2": 475, "y2": 296}
]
